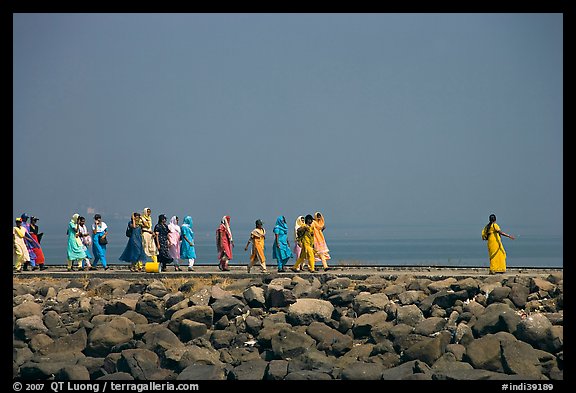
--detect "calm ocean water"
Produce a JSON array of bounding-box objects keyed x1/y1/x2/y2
[{"x1": 35, "y1": 220, "x2": 563, "y2": 268}]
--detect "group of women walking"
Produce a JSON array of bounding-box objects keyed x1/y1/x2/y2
[
  {"x1": 15, "y1": 210, "x2": 514, "y2": 274},
  {"x1": 65, "y1": 213, "x2": 109, "y2": 271},
  {"x1": 117, "y1": 209, "x2": 333, "y2": 273},
  {"x1": 241, "y1": 212, "x2": 332, "y2": 273},
  {"x1": 12, "y1": 213, "x2": 45, "y2": 272},
  {"x1": 119, "y1": 208, "x2": 197, "y2": 272}
]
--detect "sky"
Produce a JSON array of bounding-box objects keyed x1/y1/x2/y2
[{"x1": 12, "y1": 13, "x2": 563, "y2": 236}]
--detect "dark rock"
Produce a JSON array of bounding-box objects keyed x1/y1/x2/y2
[
  {"x1": 341, "y1": 361, "x2": 386, "y2": 380},
  {"x1": 381, "y1": 359, "x2": 432, "y2": 380},
  {"x1": 210, "y1": 330, "x2": 236, "y2": 349},
  {"x1": 487, "y1": 286, "x2": 512, "y2": 304},
  {"x1": 86, "y1": 316, "x2": 135, "y2": 357},
  {"x1": 97, "y1": 372, "x2": 134, "y2": 380},
  {"x1": 243, "y1": 286, "x2": 266, "y2": 308},
  {"x1": 265, "y1": 285, "x2": 297, "y2": 308},
  {"x1": 227, "y1": 359, "x2": 268, "y2": 380},
  {"x1": 117, "y1": 349, "x2": 160, "y2": 380},
  {"x1": 271, "y1": 327, "x2": 316, "y2": 359},
  {"x1": 402, "y1": 331, "x2": 451, "y2": 366},
  {"x1": 306, "y1": 321, "x2": 353, "y2": 356},
  {"x1": 265, "y1": 359, "x2": 288, "y2": 380},
  {"x1": 168, "y1": 305, "x2": 214, "y2": 333},
  {"x1": 39, "y1": 327, "x2": 87, "y2": 355},
  {"x1": 284, "y1": 370, "x2": 332, "y2": 380},
  {"x1": 471, "y1": 303, "x2": 521, "y2": 337},
  {"x1": 56, "y1": 365, "x2": 91, "y2": 380},
  {"x1": 179, "y1": 320, "x2": 208, "y2": 342},
  {"x1": 141, "y1": 325, "x2": 184, "y2": 359},
  {"x1": 210, "y1": 296, "x2": 245, "y2": 319},
  {"x1": 352, "y1": 311, "x2": 388, "y2": 338},
  {"x1": 177, "y1": 364, "x2": 226, "y2": 380},
  {"x1": 287, "y1": 299, "x2": 334, "y2": 325},
  {"x1": 352, "y1": 292, "x2": 389, "y2": 315},
  {"x1": 136, "y1": 293, "x2": 166, "y2": 323}
]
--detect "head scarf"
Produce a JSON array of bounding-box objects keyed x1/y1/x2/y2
[
  {"x1": 141, "y1": 207, "x2": 152, "y2": 229},
  {"x1": 168, "y1": 216, "x2": 181, "y2": 234},
  {"x1": 71, "y1": 213, "x2": 80, "y2": 224},
  {"x1": 294, "y1": 216, "x2": 305, "y2": 239},
  {"x1": 182, "y1": 216, "x2": 193, "y2": 228},
  {"x1": 275, "y1": 216, "x2": 288, "y2": 234},
  {"x1": 221, "y1": 215, "x2": 233, "y2": 241},
  {"x1": 315, "y1": 211, "x2": 325, "y2": 227}
]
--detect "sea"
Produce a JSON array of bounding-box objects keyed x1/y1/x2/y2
[{"x1": 33, "y1": 219, "x2": 563, "y2": 268}]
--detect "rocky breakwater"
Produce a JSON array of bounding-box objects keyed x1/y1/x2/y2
[{"x1": 13, "y1": 271, "x2": 563, "y2": 380}]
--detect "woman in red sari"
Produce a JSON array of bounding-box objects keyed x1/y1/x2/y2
[
  {"x1": 29, "y1": 216, "x2": 46, "y2": 270},
  {"x1": 216, "y1": 216, "x2": 234, "y2": 271}
]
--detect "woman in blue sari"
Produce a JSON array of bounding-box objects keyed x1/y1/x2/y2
[
  {"x1": 92, "y1": 214, "x2": 109, "y2": 270},
  {"x1": 180, "y1": 216, "x2": 197, "y2": 271},
  {"x1": 272, "y1": 215, "x2": 293, "y2": 272},
  {"x1": 120, "y1": 212, "x2": 147, "y2": 271}
]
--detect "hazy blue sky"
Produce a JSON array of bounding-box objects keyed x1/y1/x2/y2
[{"x1": 13, "y1": 13, "x2": 563, "y2": 235}]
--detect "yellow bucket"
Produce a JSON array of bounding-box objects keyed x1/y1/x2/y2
[{"x1": 145, "y1": 262, "x2": 162, "y2": 273}]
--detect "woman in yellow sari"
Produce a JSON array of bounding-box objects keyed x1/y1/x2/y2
[
  {"x1": 13, "y1": 217, "x2": 30, "y2": 272},
  {"x1": 481, "y1": 214, "x2": 515, "y2": 274},
  {"x1": 292, "y1": 215, "x2": 316, "y2": 273},
  {"x1": 141, "y1": 207, "x2": 159, "y2": 270}
]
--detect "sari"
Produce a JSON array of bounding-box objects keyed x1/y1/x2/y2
[
  {"x1": 120, "y1": 217, "x2": 147, "y2": 264},
  {"x1": 180, "y1": 216, "x2": 197, "y2": 259},
  {"x1": 312, "y1": 212, "x2": 331, "y2": 262},
  {"x1": 67, "y1": 214, "x2": 87, "y2": 262},
  {"x1": 29, "y1": 223, "x2": 45, "y2": 265},
  {"x1": 141, "y1": 207, "x2": 158, "y2": 258},
  {"x1": 482, "y1": 222, "x2": 507, "y2": 273},
  {"x1": 249, "y1": 227, "x2": 266, "y2": 265},
  {"x1": 293, "y1": 224, "x2": 315, "y2": 271},
  {"x1": 13, "y1": 225, "x2": 30, "y2": 270},
  {"x1": 167, "y1": 216, "x2": 181, "y2": 264},
  {"x1": 216, "y1": 216, "x2": 234, "y2": 269},
  {"x1": 273, "y1": 216, "x2": 293, "y2": 270},
  {"x1": 293, "y1": 216, "x2": 304, "y2": 259},
  {"x1": 155, "y1": 215, "x2": 174, "y2": 267},
  {"x1": 92, "y1": 220, "x2": 108, "y2": 268}
]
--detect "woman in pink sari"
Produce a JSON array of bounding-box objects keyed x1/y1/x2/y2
[
  {"x1": 168, "y1": 216, "x2": 182, "y2": 271},
  {"x1": 216, "y1": 215, "x2": 234, "y2": 271}
]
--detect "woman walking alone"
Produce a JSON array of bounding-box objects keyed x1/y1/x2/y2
[
  {"x1": 180, "y1": 216, "x2": 197, "y2": 271},
  {"x1": 216, "y1": 216, "x2": 234, "y2": 271},
  {"x1": 481, "y1": 213, "x2": 515, "y2": 274},
  {"x1": 273, "y1": 216, "x2": 293, "y2": 272}
]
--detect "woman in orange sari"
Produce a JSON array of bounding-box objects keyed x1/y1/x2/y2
[
  {"x1": 481, "y1": 214, "x2": 515, "y2": 274},
  {"x1": 245, "y1": 219, "x2": 267, "y2": 273},
  {"x1": 312, "y1": 211, "x2": 331, "y2": 271}
]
